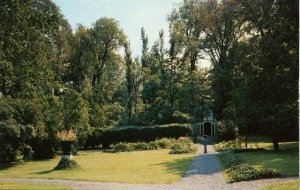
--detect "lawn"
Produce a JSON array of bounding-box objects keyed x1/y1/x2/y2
[
  {"x1": 260, "y1": 180, "x2": 299, "y2": 190},
  {"x1": 0, "y1": 149, "x2": 197, "y2": 184},
  {"x1": 0, "y1": 181, "x2": 71, "y2": 190},
  {"x1": 238, "y1": 139, "x2": 299, "y2": 176}
]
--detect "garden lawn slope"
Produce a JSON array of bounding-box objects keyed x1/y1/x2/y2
[
  {"x1": 0, "y1": 149, "x2": 196, "y2": 184},
  {"x1": 238, "y1": 142, "x2": 299, "y2": 176}
]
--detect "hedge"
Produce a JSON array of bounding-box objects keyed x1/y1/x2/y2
[{"x1": 102, "y1": 123, "x2": 192, "y2": 148}]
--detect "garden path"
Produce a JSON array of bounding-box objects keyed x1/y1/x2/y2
[{"x1": 0, "y1": 138, "x2": 297, "y2": 190}]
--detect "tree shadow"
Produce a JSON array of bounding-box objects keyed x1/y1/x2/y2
[
  {"x1": 151, "y1": 157, "x2": 195, "y2": 175},
  {"x1": 32, "y1": 169, "x2": 53, "y2": 175}
]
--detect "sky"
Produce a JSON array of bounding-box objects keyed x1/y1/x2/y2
[{"x1": 52, "y1": 0, "x2": 181, "y2": 58}]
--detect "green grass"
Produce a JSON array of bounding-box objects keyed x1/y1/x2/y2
[
  {"x1": 0, "y1": 149, "x2": 197, "y2": 184},
  {"x1": 238, "y1": 141, "x2": 299, "y2": 176},
  {"x1": 260, "y1": 180, "x2": 299, "y2": 190},
  {"x1": 0, "y1": 181, "x2": 71, "y2": 190}
]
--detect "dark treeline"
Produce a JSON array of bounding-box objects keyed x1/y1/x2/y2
[{"x1": 0, "y1": 0, "x2": 298, "y2": 163}]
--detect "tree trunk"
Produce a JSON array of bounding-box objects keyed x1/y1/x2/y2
[{"x1": 272, "y1": 139, "x2": 280, "y2": 151}]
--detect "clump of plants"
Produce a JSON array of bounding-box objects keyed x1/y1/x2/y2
[
  {"x1": 217, "y1": 151, "x2": 280, "y2": 183},
  {"x1": 54, "y1": 157, "x2": 79, "y2": 170},
  {"x1": 214, "y1": 140, "x2": 242, "y2": 152},
  {"x1": 169, "y1": 137, "x2": 197, "y2": 154},
  {"x1": 110, "y1": 137, "x2": 197, "y2": 154}
]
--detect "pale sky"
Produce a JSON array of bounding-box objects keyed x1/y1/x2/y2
[{"x1": 53, "y1": 0, "x2": 181, "y2": 58}]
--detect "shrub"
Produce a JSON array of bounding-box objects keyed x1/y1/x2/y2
[
  {"x1": 147, "y1": 141, "x2": 159, "y2": 150},
  {"x1": 155, "y1": 138, "x2": 175, "y2": 149},
  {"x1": 102, "y1": 123, "x2": 192, "y2": 148},
  {"x1": 214, "y1": 140, "x2": 242, "y2": 152},
  {"x1": 113, "y1": 143, "x2": 131, "y2": 152},
  {"x1": 111, "y1": 137, "x2": 197, "y2": 154},
  {"x1": 169, "y1": 138, "x2": 197, "y2": 154},
  {"x1": 132, "y1": 142, "x2": 148, "y2": 151},
  {"x1": 217, "y1": 151, "x2": 281, "y2": 183},
  {"x1": 224, "y1": 163, "x2": 259, "y2": 182}
]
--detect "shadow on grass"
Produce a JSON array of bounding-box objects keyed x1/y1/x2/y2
[
  {"x1": 152, "y1": 157, "x2": 194, "y2": 176},
  {"x1": 32, "y1": 169, "x2": 53, "y2": 175}
]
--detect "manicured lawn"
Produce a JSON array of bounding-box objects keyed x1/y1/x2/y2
[
  {"x1": 0, "y1": 149, "x2": 197, "y2": 184},
  {"x1": 0, "y1": 181, "x2": 71, "y2": 190},
  {"x1": 260, "y1": 180, "x2": 299, "y2": 190},
  {"x1": 238, "y1": 142, "x2": 299, "y2": 176}
]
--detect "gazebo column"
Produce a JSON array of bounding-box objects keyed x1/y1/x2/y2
[
  {"x1": 214, "y1": 124, "x2": 216, "y2": 134},
  {"x1": 211, "y1": 124, "x2": 213, "y2": 135}
]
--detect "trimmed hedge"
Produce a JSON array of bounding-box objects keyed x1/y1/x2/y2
[
  {"x1": 214, "y1": 140, "x2": 266, "y2": 152},
  {"x1": 102, "y1": 123, "x2": 192, "y2": 148},
  {"x1": 217, "y1": 151, "x2": 281, "y2": 183},
  {"x1": 110, "y1": 138, "x2": 197, "y2": 154}
]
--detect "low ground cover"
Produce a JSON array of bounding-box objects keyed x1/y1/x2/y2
[
  {"x1": 0, "y1": 149, "x2": 196, "y2": 184},
  {"x1": 260, "y1": 180, "x2": 299, "y2": 190},
  {"x1": 217, "y1": 151, "x2": 280, "y2": 183},
  {"x1": 0, "y1": 181, "x2": 71, "y2": 190}
]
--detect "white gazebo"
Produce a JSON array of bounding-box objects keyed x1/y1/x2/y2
[{"x1": 194, "y1": 110, "x2": 217, "y2": 136}]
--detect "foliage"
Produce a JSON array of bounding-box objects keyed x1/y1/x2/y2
[
  {"x1": 215, "y1": 121, "x2": 236, "y2": 142},
  {"x1": 217, "y1": 151, "x2": 280, "y2": 183},
  {"x1": 155, "y1": 138, "x2": 176, "y2": 149},
  {"x1": 102, "y1": 124, "x2": 192, "y2": 148},
  {"x1": 112, "y1": 138, "x2": 188, "y2": 153},
  {"x1": 54, "y1": 157, "x2": 79, "y2": 170},
  {"x1": 169, "y1": 137, "x2": 197, "y2": 154},
  {"x1": 214, "y1": 140, "x2": 242, "y2": 152},
  {"x1": 0, "y1": 0, "x2": 297, "y2": 162}
]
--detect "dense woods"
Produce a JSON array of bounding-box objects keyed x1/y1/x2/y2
[{"x1": 0, "y1": 0, "x2": 298, "y2": 163}]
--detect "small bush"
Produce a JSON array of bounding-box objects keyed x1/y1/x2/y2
[
  {"x1": 133, "y1": 142, "x2": 148, "y2": 151},
  {"x1": 224, "y1": 163, "x2": 259, "y2": 182},
  {"x1": 169, "y1": 138, "x2": 197, "y2": 154},
  {"x1": 155, "y1": 138, "x2": 175, "y2": 149},
  {"x1": 217, "y1": 151, "x2": 281, "y2": 183},
  {"x1": 214, "y1": 140, "x2": 242, "y2": 152},
  {"x1": 113, "y1": 143, "x2": 131, "y2": 152},
  {"x1": 147, "y1": 141, "x2": 159, "y2": 150}
]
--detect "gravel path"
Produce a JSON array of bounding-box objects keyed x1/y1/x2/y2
[{"x1": 0, "y1": 137, "x2": 297, "y2": 190}]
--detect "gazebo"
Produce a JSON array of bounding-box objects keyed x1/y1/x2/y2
[{"x1": 193, "y1": 110, "x2": 217, "y2": 136}]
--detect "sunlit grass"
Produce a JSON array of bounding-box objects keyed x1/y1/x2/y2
[
  {"x1": 260, "y1": 180, "x2": 299, "y2": 190},
  {"x1": 238, "y1": 140, "x2": 299, "y2": 176},
  {"x1": 0, "y1": 181, "x2": 71, "y2": 190},
  {"x1": 0, "y1": 149, "x2": 197, "y2": 184}
]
